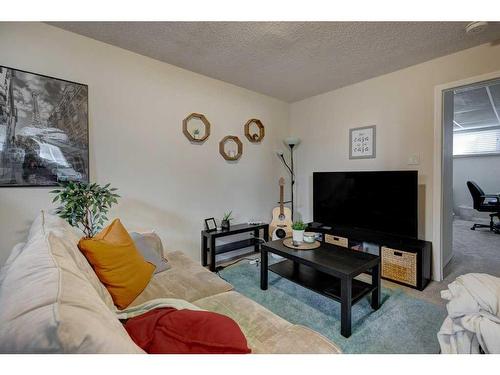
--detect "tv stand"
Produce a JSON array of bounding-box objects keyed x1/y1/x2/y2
[{"x1": 307, "y1": 225, "x2": 432, "y2": 290}]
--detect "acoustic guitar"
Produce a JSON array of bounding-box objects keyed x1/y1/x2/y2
[{"x1": 270, "y1": 177, "x2": 293, "y2": 240}]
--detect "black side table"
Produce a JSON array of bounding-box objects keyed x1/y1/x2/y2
[{"x1": 201, "y1": 223, "x2": 269, "y2": 271}]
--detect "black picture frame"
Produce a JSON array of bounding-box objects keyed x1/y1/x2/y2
[
  {"x1": 0, "y1": 65, "x2": 89, "y2": 187},
  {"x1": 204, "y1": 218, "x2": 217, "y2": 232}
]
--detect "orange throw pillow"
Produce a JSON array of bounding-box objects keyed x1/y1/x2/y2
[{"x1": 78, "y1": 219, "x2": 155, "y2": 309}]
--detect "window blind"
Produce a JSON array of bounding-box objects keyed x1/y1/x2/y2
[{"x1": 453, "y1": 128, "x2": 500, "y2": 156}]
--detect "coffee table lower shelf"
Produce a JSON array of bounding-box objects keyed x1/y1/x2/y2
[{"x1": 269, "y1": 259, "x2": 376, "y2": 305}]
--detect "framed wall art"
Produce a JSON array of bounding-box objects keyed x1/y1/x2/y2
[
  {"x1": 0, "y1": 65, "x2": 89, "y2": 187},
  {"x1": 349, "y1": 125, "x2": 376, "y2": 159}
]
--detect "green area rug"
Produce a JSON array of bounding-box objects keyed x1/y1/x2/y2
[{"x1": 220, "y1": 260, "x2": 446, "y2": 354}]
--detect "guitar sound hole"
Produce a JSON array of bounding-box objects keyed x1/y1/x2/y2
[
  {"x1": 279, "y1": 214, "x2": 285, "y2": 220},
  {"x1": 276, "y1": 229, "x2": 287, "y2": 239}
]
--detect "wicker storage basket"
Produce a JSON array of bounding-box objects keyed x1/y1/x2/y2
[
  {"x1": 324, "y1": 234, "x2": 348, "y2": 248},
  {"x1": 381, "y1": 246, "x2": 417, "y2": 287}
]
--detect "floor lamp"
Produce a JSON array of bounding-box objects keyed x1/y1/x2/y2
[{"x1": 276, "y1": 136, "x2": 300, "y2": 221}]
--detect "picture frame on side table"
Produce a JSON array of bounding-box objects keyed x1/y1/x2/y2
[
  {"x1": 349, "y1": 125, "x2": 376, "y2": 159},
  {"x1": 204, "y1": 218, "x2": 217, "y2": 232}
]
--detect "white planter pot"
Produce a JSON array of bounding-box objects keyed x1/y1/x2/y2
[{"x1": 292, "y1": 229, "x2": 305, "y2": 243}]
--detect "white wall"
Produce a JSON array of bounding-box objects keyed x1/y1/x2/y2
[
  {"x1": 289, "y1": 42, "x2": 500, "y2": 280},
  {"x1": 453, "y1": 155, "x2": 500, "y2": 219},
  {"x1": 2, "y1": 23, "x2": 500, "y2": 278},
  {"x1": 0, "y1": 22, "x2": 289, "y2": 265}
]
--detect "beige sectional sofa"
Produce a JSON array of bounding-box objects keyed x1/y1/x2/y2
[{"x1": 0, "y1": 213, "x2": 340, "y2": 354}]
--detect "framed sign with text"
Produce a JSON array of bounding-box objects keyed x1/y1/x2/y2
[{"x1": 349, "y1": 125, "x2": 376, "y2": 159}]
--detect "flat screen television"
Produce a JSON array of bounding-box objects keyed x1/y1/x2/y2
[{"x1": 313, "y1": 171, "x2": 418, "y2": 239}]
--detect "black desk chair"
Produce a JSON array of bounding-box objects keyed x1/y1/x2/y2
[{"x1": 466, "y1": 181, "x2": 500, "y2": 234}]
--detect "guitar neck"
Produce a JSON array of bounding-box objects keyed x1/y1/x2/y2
[{"x1": 279, "y1": 184, "x2": 284, "y2": 215}]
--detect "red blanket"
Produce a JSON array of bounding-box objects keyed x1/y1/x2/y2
[{"x1": 124, "y1": 307, "x2": 251, "y2": 354}]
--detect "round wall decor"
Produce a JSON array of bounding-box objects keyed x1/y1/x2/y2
[
  {"x1": 244, "y1": 119, "x2": 265, "y2": 143},
  {"x1": 219, "y1": 135, "x2": 243, "y2": 161},
  {"x1": 183, "y1": 113, "x2": 211, "y2": 143}
]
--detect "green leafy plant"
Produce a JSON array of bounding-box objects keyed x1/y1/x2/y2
[
  {"x1": 292, "y1": 220, "x2": 307, "y2": 231},
  {"x1": 193, "y1": 128, "x2": 200, "y2": 139},
  {"x1": 50, "y1": 181, "x2": 120, "y2": 238},
  {"x1": 222, "y1": 211, "x2": 234, "y2": 222}
]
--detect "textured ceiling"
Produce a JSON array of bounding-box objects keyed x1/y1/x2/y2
[{"x1": 48, "y1": 22, "x2": 500, "y2": 102}]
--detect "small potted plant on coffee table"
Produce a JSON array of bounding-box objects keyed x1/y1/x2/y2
[
  {"x1": 221, "y1": 211, "x2": 233, "y2": 231},
  {"x1": 292, "y1": 220, "x2": 307, "y2": 244}
]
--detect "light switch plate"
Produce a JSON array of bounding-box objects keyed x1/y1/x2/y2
[{"x1": 408, "y1": 155, "x2": 420, "y2": 165}]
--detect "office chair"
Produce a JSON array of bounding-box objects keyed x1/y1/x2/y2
[{"x1": 466, "y1": 181, "x2": 500, "y2": 234}]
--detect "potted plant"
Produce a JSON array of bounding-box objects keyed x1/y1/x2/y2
[
  {"x1": 51, "y1": 181, "x2": 120, "y2": 238},
  {"x1": 193, "y1": 128, "x2": 200, "y2": 140},
  {"x1": 221, "y1": 211, "x2": 233, "y2": 231},
  {"x1": 292, "y1": 220, "x2": 307, "y2": 243}
]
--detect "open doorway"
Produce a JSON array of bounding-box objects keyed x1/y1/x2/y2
[{"x1": 442, "y1": 79, "x2": 500, "y2": 280}]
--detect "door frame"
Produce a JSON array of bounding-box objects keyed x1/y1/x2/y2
[{"x1": 433, "y1": 70, "x2": 500, "y2": 281}]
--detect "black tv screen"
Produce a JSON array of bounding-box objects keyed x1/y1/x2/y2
[{"x1": 313, "y1": 171, "x2": 418, "y2": 239}]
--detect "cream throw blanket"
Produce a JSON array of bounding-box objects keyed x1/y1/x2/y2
[
  {"x1": 116, "y1": 298, "x2": 204, "y2": 320},
  {"x1": 438, "y1": 273, "x2": 500, "y2": 354}
]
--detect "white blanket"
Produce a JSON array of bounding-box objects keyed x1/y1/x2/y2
[
  {"x1": 115, "y1": 298, "x2": 204, "y2": 320},
  {"x1": 438, "y1": 273, "x2": 500, "y2": 354}
]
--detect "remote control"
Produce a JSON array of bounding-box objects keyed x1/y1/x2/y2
[{"x1": 248, "y1": 220, "x2": 264, "y2": 225}]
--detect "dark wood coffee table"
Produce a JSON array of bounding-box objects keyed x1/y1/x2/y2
[{"x1": 260, "y1": 240, "x2": 381, "y2": 338}]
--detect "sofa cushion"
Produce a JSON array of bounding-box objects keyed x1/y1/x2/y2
[
  {"x1": 130, "y1": 251, "x2": 233, "y2": 306},
  {"x1": 0, "y1": 243, "x2": 25, "y2": 286},
  {"x1": 0, "y1": 217, "x2": 143, "y2": 353},
  {"x1": 30, "y1": 212, "x2": 116, "y2": 309},
  {"x1": 78, "y1": 219, "x2": 155, "y2": 309},
  {"x1": 192, "y1": 291, "x2": 292, "y2": 350},
  {"x1": 130, "y1": 232, "x2": 170, "y2": 274},
  {"x1": 253, "y1": 325, "x2": 341, "y2": 354}
]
